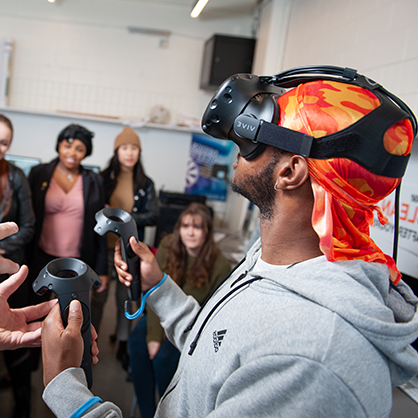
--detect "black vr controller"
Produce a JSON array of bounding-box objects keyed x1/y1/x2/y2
[
  {"x1": 32, "y1": 258, "x2": 101, "y2": 389},
  {"x1": 94, "y1": 207, "x2": 141, "y2": 302}
]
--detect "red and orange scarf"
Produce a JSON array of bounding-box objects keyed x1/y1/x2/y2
[{"x1": 278, "y1": 80, "x2": 414, "y2": 284}]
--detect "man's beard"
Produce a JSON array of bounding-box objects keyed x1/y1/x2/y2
[{"x1": 231, "y1": 158, "x2": 278, "y2": 221}]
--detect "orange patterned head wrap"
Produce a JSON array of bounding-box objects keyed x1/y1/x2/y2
[{"x1": 277, "y1": 80, "x2": 414, "y2": 284}]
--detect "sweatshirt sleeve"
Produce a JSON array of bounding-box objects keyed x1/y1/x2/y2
[
  {"x1": 145, "y1": 235, "x2": 170, "y2": 344},
  {"x1": 146, "y1": 275, "x2": 200, "y2": 351},
  {"x1": 43, "y1": 368, "x2": 122, "y2": 418}
]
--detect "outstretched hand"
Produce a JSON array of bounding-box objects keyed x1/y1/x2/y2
[
  {"x1": 0, "y1": 265, "x2": 57, "y2": 350},
  {"x1": 114, "y1": 237, "x2": 164, "y2": 292},
  {"x1": 42, "y1": 300, "x2": 100, "y2": 387}
]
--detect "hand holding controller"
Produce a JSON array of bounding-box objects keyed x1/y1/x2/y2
[
  {"x1": 32, "y1": 258, "x2": 101, "y2": 389},
  {"x1": 94, "y1": 207, "x2": 141, "y2": 302}
]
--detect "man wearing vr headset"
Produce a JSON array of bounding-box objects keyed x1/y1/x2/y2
[{"x1": 41, "y1": 67, "x2": 418, "y2": 418}]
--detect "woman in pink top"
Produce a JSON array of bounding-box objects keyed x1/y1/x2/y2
[
  {"x1": 28, "y1": 124, "x2": 107, "y2": 289},
  {"x1": 27, "y1": 125, "x2": 108, "y2": 374}
]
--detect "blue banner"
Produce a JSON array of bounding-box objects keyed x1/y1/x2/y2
[{"x1": 185, "y1": 133, "x2": 235, "y2": 201}]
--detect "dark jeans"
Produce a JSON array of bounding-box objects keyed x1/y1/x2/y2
[{"x1": 129, "y1": 315, "x2": 180, "y2": 418}]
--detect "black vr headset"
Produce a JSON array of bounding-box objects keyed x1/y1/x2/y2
[{"x1": 202, "y1": 65, "x2": 417, "y2": 179}]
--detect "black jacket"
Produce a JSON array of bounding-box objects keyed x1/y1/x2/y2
[
  {"x1": 28, "y1": 158, "x2": 107, "y2": 275},
  {"x1": 0, "y1": 162, "x2": 35, "y2": 265},
  {"x1": 100, "y1": 168, "x2": 158, "y2": 242}
]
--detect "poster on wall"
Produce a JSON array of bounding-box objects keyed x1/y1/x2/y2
[
  {"x1": 185, "y1": 133, "x2": 236, "y2": 202},
  {"x1": 0, "y1": 37, "x2": 12, "y2": 107},
  {"x1": 370, "y1": 178, "x2": 418, "y2": 279}
]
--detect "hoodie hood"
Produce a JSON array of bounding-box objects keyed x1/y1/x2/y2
[{"x1": 246, "y1": 239, "x2": 418, "y2": 386}]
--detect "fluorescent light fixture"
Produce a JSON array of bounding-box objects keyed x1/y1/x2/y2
[
  {"x1": 190, "y1": 0, "x2": 210, "y2": 18},
  {"x1": 127, "y1": 27, "x2": 171, "y2": 38}
]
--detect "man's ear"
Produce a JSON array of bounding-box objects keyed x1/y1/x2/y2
[{"x1": 274, "y1": 155, "x2": 309, "y2": 190}]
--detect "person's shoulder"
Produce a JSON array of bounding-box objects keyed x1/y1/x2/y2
[
  {"x1": 81, "y1": 165, "x2": 98, "y2": 175},
  {"x1": 31, "y1": 161, "x2": 51, "y2": 171},
  {"x1": 213, "y1": 249, "x2": 232, "y2": 272},
  {"x1": 81, "y1": 166, "x2": 103, "y2": 182},
  {"x1": 144, "y1": 176, "x2": 155, "y2": 190},
  {"x1": 159, "y1": 234, "x2": 173, "y2": 248},
  {"x1": 28, "y1": 159, "x2": 55, "y2": 178},
  {"x1": 6, "y1": 162, "x2": 29, "y2": 189},
  {"x1": 214, "y1": 249, "x2": 230, "y2": 264},
  {"x1": 6, "y1": 161, "x2": 24, "y2": 176},
  {"x1": 100, "y1": 166, "x2": 111, "y2": 179},
  {"x1": 146, "y1": 176, "x2": 155, "y2": 185}
]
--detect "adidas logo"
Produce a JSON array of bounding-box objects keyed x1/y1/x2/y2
[{"x1": 213, "y1": 329, "x2": 227, "y2": 353}]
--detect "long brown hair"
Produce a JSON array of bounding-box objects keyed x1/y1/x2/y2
[
  {"x1": 164, "y1": 203, "x2": 217, "y2": 288},
  {"x1": 101, "y1": 150, "x2": 148, "y2": 192},
  {"x1": 0, "y1": 115, "x2": 12, "y2": 218}
]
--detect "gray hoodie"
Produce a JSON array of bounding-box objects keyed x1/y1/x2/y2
[{"x1": 43, "y1": 240, "x2": 418, "y2": 417}]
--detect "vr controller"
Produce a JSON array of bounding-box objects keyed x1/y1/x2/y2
[
  {"x1": 94, "y1": 207, "x2": 141, "y2": 302},
  {"x1": 32, "y1": 258, "x2": 101, "y2": 389}
]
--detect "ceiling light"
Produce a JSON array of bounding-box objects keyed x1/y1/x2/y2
[
  {"x1": 190, "y1": 0, "x2": 210, "y2": 18},
  {"x1": 47, "y1": 0, "x2": 56, "y2": 3}
]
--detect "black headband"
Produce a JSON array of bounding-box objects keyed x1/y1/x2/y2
[{"x1": 56, "y1": 124, "x2": 94, "y2": 157}]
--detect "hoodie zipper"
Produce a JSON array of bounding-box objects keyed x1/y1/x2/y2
[
  {"x1": 183, "y1": 257, "x2": 247, "y2": 335},
  {"x1": 187, "y1": 275, "x2": 262, "y2": 355}
]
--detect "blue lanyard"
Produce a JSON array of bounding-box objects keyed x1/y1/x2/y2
[{"x1": 125, "y1": 273, "x2": 167, "y2": 320}]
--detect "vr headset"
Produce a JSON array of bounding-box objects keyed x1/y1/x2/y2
[{"x1": 201, "y1": 65, "x2": 417, "y2": 178}]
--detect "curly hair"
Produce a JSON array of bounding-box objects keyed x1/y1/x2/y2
[{"x1": 164, "y1": 203, "x2": 217, "y2": 288}]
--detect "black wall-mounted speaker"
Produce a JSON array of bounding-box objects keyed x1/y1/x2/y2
[{"x1": 200, "y1": 34, "x2": 256, "y2": 91}]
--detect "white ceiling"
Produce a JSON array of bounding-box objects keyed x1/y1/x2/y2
[{"x1": 117, "y1": 0, "x2": 257, "y2": 18}]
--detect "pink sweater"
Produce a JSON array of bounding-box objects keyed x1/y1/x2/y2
[{"x1": 39, "y1": 176, "x2": 84, "y2": 258}]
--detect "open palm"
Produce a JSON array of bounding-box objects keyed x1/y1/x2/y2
[{"x1": 0, "y1": 265, "x2": 57, "y2": 350}]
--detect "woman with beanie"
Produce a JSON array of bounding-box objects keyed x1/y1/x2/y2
[
  {"x1": 129, "y1": 203, "x2": 231, "y2": 418},
  {"x1": 27, "y1": 123, "x2": 108, "y2": 311},
  {"x1": 0, "y1": 114, "x2": 35, "y2": 418},
  {"x1": 93, "y1": 127, "x2": 158, "y2": 369}
]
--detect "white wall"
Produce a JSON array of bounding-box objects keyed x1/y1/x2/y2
[
  {"x1": 281, "y1": 0, "x2": 418, "y2": 116},
  {"x1": 253, "y1": 0, "x2": 293, "y2": 74},
  {"x1": 0, "y1": 0, "x2": 254, "y2": 123}
]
